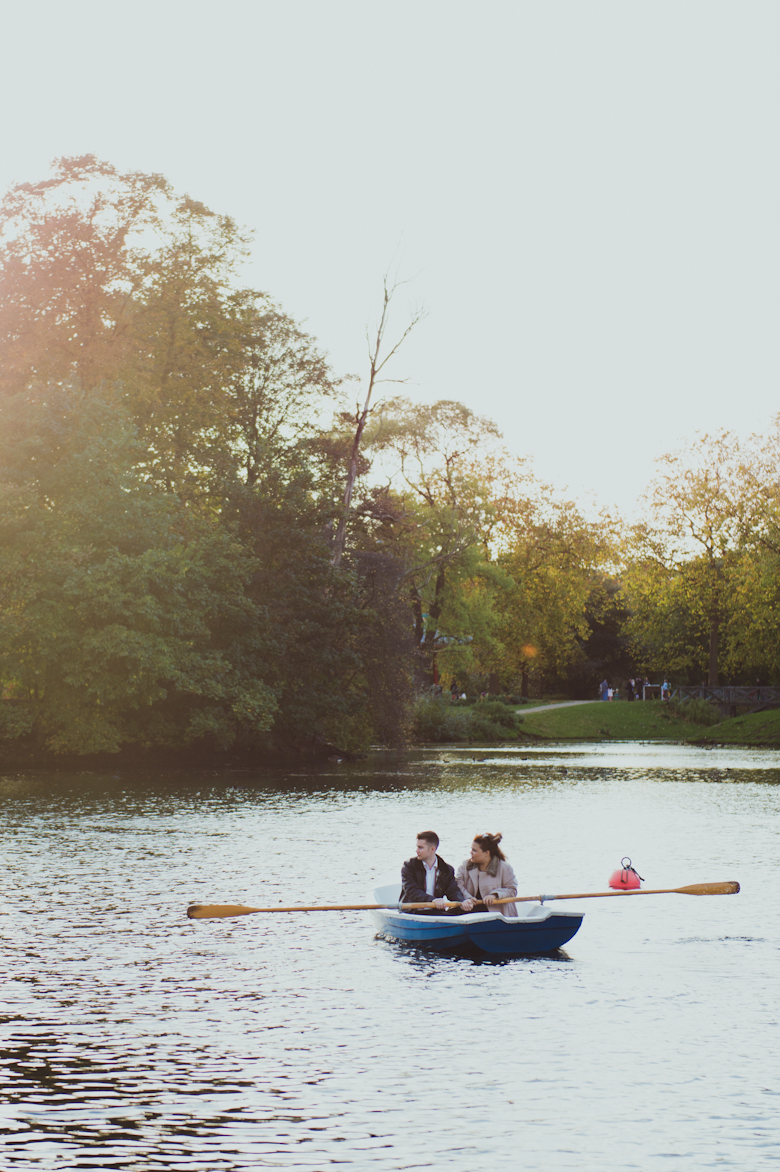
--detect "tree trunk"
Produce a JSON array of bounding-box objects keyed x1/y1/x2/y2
[
  {"x1": 488, "y1": 672, "x2": 500, "y2": 695},
  {"x1": 708, "y1": 615, "x2": 719, "y2": 686},
  {"x1": 330, "y1": 407, "x2": 369, "y2": 567},
  {"x1": 410, "y1": 589, "x2": 427, "y2": 687},
  {"x1": 521, "y1": 668, "x2": 529, "y2": 698},
  {"x1": 419, "y1": 568, "x2": 446, "y2": 686},
  {"x1": 330, "y1": 278, "x2": 423, "y2": 567}
]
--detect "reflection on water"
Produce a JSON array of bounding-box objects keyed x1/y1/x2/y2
[
  {"x1": 0, "y1": 742, "x2": 778, "y2": 1169},
  {"x1": 376, "y1": 937, "x2": 575, "y2": 968}
]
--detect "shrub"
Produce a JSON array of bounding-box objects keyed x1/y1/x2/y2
[
  {"x1": 666, "y1": 696, "x2": 720, "y2": 726},
  {"x1": 473, "y1": 701, "x2": 521, "y2": 730},
  {"x1": 412, "y1": 697, "x2": 471, "y2": 742},
  {"x1": 460, "y1": 693, "x2": 525, "y2": 707},
  {"x1": 412, "y1": 697, "x2": 521, "y2": 742}
]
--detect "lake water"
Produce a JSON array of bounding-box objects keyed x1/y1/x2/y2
[{"x1": 1, "y1": 742, "x2": 778, "y2": 1170}]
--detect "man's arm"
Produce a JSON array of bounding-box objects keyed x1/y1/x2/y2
[
  {"x1": 443, "y1": 873, "x2": 470, "y2": 903},
  {"x1": 400, "y1": 859, "x2": 430, "y2": 904},
  {"x1": 441, "y1": 869, "x2": 474, "y2": 911}
]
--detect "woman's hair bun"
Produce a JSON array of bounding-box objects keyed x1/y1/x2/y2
[{"x1": 474, "y1": 830, "x2": 507, "y2": 860}]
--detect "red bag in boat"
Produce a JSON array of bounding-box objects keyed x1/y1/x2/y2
[{"x1": 609, "y1": 857, "x2": 644, "y2": 889}]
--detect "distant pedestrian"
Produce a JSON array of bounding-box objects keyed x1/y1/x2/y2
[
  {"x1": 627, "y1": 679, "x2": 635, "y2": 702},
  {"x1": 662, "y1": 679, "x2": 670, "y2": 701},
  {"x1": 600, "y1": 679, "x2": 609, "y2": 701}
]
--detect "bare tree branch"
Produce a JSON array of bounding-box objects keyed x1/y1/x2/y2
[{"x1": 330, "y1": 274, "x2": 425, "y2": 567}]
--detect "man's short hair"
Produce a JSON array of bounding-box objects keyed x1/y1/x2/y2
[{"x1": 417, "y1": 830, "x2": 439, "y2": 847}]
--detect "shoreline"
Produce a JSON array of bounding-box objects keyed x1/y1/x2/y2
[{"x1": 421, "y1": 699, "x2": 780, "y2": 749}]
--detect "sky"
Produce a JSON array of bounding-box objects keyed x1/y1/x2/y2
[{"x1": 1, "y1": 0, "x2": 778, "y2": 513}]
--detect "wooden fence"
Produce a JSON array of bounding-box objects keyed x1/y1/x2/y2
[{"x1": 670, "y1": 685, "x2": 780, "y2": 716}]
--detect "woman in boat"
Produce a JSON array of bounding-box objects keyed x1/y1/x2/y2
[{"x1": 456, "y1": 832, "x2": 519, "y2": 917}]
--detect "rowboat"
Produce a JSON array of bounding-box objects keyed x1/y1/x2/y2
[{"x1": 369, "y1": 882, "x2": 584, "y2": 955}]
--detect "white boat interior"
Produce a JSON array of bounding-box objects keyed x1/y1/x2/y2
[{"x1": 371, "y1": 881, "x2": 562, "y2": 922}]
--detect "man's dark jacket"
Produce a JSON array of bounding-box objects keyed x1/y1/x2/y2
[{"x1": 401, "y1": 855, "x2": 467, "y2": 904}]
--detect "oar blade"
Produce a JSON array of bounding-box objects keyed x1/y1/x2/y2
[
  {"x1": 676, "y1": 881, "x2": 740, "y2": 896},
  {"x1": 187, "y1": 904, "x2": 260, "y2": 919}
]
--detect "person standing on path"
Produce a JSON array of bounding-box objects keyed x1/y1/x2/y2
[{"x1": 600, "y1": 678, "x2": 609, "y2": 701}]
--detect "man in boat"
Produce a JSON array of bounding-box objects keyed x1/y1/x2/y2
[{"x1": 401, "y1": 831, "x2": 475, "y2": 913}]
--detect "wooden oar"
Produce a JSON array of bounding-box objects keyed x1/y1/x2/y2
[
  {"x1": 187, "y1": 901, "x2": 449, "y2": 919},
  {"x1": 186, "y1": 880, "x2": 739, "y2": 920},
  {"x1": 491, "y1": 880, "x2": 740, "y2": 906}
]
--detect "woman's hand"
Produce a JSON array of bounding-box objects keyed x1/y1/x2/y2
[
  {"x1": 484, "y1": 893, "x2": 497, "y2": 905},
  {"x1": 460, "y1": 898, "x2": 475, "y2": 912}
]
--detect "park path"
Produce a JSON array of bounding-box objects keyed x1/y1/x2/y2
[{"x1": 517, "y1": 700, "x2": 600, "y2": 715}]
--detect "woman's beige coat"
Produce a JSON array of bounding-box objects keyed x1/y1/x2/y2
[{"x1": 456, "y1": 857, "x2": 519, "y2": 917}]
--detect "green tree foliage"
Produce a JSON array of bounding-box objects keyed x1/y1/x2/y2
[
  {"x1": 493, "y1": 484, "x2": 608, "y2": 695},
  {"x1": 0, "y1": 156, "x2": 167, "y2": 396},
  {"x1": 352, "y1": 398, "x2": 505, "y2": 684},
  {"x1": 720, "y1": 548, "x2": 780, "y2": 682},
  {"x1": 347, "y1": 400, "x2": 612, "y2": 697},
  {"x1": 571, "y1": 577, "x2": 638, "y2": 697},
  {"x1": 0, "y1": 158, "x2": 364, "y2": 757},
  {"x1": 624, "y1": 431, "x2": 747, "y2": 684},
  {"x1": 622, "y1": 555, "x2": 716, "y2": 681},
  {"x1": 0, "y1": 155, "x2": 339, "y2": 498},
  {"x1": 0, "y1": 156, "x2": 628, "y2": 757},
  {"x1": 0, "y1": 387, "x2": 277, "y2": 754},
  {"x1": 228, "y1": 473, "x2": 374, "y2": 754}
]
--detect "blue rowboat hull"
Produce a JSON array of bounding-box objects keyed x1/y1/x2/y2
[{"x1": 369, "y1": 885, "x2": 583, "y2": 956}]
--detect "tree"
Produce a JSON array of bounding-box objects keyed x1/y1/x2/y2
[
  {"x1": 0, "y1": 386, "x2": 277, "y2": 755},
  {"x1": 625, "y1": 431, "x2": 744, "y2": 685},
  {"x1": 0, "y1": 155, "x2": 340, "y2": 500},
  {"x1": 724, "y1": 547, "x2": 780, "y2": 681},
  {"x1": 330, "y1": 276, "x2": 424, "y2": 567},
  {"x1": 485, "y1": 455, "x2": 610, "y2": 696},
  {"x1": 0, "y1": 158, "x2": 419, "y2": 758},
  {"x1": 0, "y1": 155, "x2": 168, "y2": 397},
  {"x1": 222, "y1": 303, "x2": 339, "y2": 489},
  {"x1": 352, "y1": 397, "x2": 503, "y2": 684}
]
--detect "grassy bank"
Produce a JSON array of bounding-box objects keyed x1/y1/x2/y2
[
  {"x1": 413, "y1": 696, "x2": 780, "y2": 746},
  {"x1": 519, "y1": 701, "x2": 780, "y2": 746},
  {"x1": 693, "y1": 708, "x2": 780, "y2": 746},
  {"x1": 413, "y1": 697, "x2": 710, "y2": 744},
  {"x1": 518, "y1": 701, "x2": 707, "y2": 742}
]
